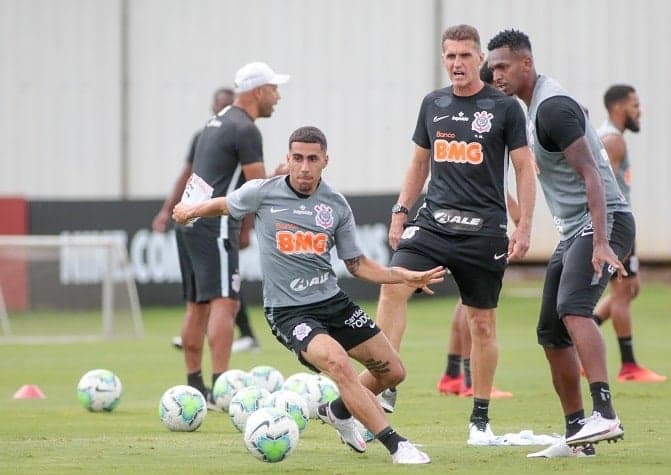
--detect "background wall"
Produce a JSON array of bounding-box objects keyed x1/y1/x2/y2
[{"x1": 1, "y1": 0, "x2": 669, "y2": 260}]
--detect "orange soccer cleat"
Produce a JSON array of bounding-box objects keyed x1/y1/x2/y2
[
  {"x1": 617, "y1": 363, "x2": 667, "y2": 383},
  {"x1": 458, "y1": 383, "x2": 513, "y2": 399},
  {"x1": 437, "y1": 374, "x2": 464, "y2": 395}
]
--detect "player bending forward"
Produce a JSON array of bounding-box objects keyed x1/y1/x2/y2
[{"x1": 173, "y1": 126, "x2": 445, "y2": 464}]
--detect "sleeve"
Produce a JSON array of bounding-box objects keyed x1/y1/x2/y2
[
  {"x1": 224, "y1": 179, "x2": 265, "y2": 219},
  {"x1": 186, "y1": 131, "x2": 201, "y2": 164},
  {"x1": 504, "y1": 99, "x2": 528, "y2": 151},
  {"x1": 535, "y1": 96, "x2": 586, "y2": 152},
  {"x1": 411, "y1": 95, "x2": 431, "y2": 149},
  {"x1": 333, "y1": 196, "x2": 364, "y2": 260},
  {"x1": 236, "y1": 123, "x2": 264, "y2": 165}
]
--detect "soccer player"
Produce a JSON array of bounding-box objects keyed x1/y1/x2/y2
[
  {"x1": 592, "y1": 85, "x2": 666, "y2": 383},
  {"x1": 173, "y1": 126, "x2": 444, "y2": 464},
  {"x1": 436, "y1": 62, "x2": 517, "y2": 400},
  {"x1": 176, "y1": 62, "x2": 289, "y2": 403},
  {"x1": 152, "y1": 87, "x2": 261, "y2": 357},
  {"x1": 487, "y1": 29, "x2": 634, "y2": 457},
  {"x1": 372, "y1": 24, "x2": 536, "y2": 445}
]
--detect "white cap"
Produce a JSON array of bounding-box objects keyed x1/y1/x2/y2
[{"x1": 233, "y1": 62, "x2": 290, "y2": 93}]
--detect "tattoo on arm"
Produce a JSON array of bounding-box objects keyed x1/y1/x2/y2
[
  {"x1": 363, "y1": 358, "x2": 390, "y2": 375},
  {"x1": 344, "y1": 256, "x2": 361, "y2": 275}
]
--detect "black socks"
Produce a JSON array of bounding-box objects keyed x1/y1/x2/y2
[
  {"x1": 376, "y1": 426, "x2": 407, "y2": 454},
  {"x1": 187, "y1": 370, "x2": 207, "y2": 397},
  {"x1": 590, "y1": 382, "x2": 616, "y2": 419}
]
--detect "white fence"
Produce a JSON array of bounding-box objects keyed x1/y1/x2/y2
[{"x1": 1, "y1": 0, "x2": 669, "y2": 260}]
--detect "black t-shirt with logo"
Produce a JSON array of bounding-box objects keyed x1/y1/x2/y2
[{"x1": 412, "y1": 84, "x2": 527, "y2": 237}]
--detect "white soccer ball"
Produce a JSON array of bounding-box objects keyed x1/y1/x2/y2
[
  {"x1": 266, "y1": 389, "x2": 310, "y2": 433},
  {"x1": 229, "y1": 385, "x2": 271, "y2": 432},
  {"x1": 281, "y1": 372, "x2": 312, "y2": 400},
  {"x1": 76, "y1": 368, "x2": 123, "y2": 412},
  {"x1": 158, "y1": 385, "x2": 207, "y2": 432},
  {"x1": 244, "y1": 407, "x2": 300, "y2": 463},
  {"x1": 212, "y1": 369, "x2": 252, "y2": 412},
  {"x1": 304, "y1": 374, "x2": 340, "y2": 418},
  {"x1": 248, "y1": 365, "x2": 284, "y2": 393}
]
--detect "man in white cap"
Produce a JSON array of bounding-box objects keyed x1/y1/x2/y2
[{"x1": 177, "y1": 62, "x2": 289, "y2": 406}]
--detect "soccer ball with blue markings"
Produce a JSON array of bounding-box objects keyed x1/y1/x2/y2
[
  {"x1": 265, "y1": 389, "x2": 309, "y2": 433},
  {"x1": 76, "y1": 368, "x2": 123, "y2": 412},
  {"x1": 244, "y1": 407, "x2": 300, "y2": 463},
  {"x1": 281, "y1": 372, "x2": 312, "y2": 400},
  {"x1": 212, "y1": 369, "x2": 252, "y2": 412},
  {"x1": 158, "y1": 385, "x2": 207, "y2": 432},
  {"x1": 229, "y1": 385, "x2": 271, "y2": 432},
  {"x1": 248, "y1": 365, "x2": 284, "y2": 393},
  {"x1": 304, "y1": 374, "x2": 339, "y2": 418}
]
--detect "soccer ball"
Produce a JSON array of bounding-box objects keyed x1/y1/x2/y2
[
  {"x1": 212, "y1": 369, "x2": 252, "y2": 412},
  {"x1": 244, "y1": 407, "x2": 300, "y2": 463},
  {"x1": 266, "y1": 389, "x2": 310, "y2": 432},
  {"x1": 281, "y1": 372, "x2": 312, "y2": 400},
  {"x1": 229, "y1": 385, "x2": 271, "y2": 432},
  {"x1": 76, "y1": 368, "x2": 122, "y2": 412},
  {"x1": 248, "y1": 365, "x2": 284, "y2": 393},
  {"x1": 158, "y1": 385, "x2": 207, "y2": 432},
  {"x1": 304, "y1": 374, "x2": 339, "y2": 418}
]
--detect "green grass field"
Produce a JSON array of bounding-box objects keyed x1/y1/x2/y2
[{"x1": 1, "y1": 280, "x2": 670, "y2": 474}]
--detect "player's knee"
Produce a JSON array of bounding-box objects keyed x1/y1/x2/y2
[
  {"x1": 387, "y1": 360, "x2": 406, "y2": 387},
  {"x1": 321, "y1": 354, "x2": 357, "y2": 385},
  {"x1": 379, "y1": 282, "x2": 412, "y2": 303},
  {"x1": 468, "y1": 315, "x2": 494, "y2": 340}
]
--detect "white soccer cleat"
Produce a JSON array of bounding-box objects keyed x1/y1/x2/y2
[
  {"x1": 391, "y1": 441, "x2": 431, "y2": 464},
  {"x1": 171, "y1": 336, "x2": 183, "y2": 349},
  {"x1": 377, "y1": 388, "x2": 397, "y2": 413},
  {"x1": 231, "y1": 336, "x2": 260, "y2": 353},
  {"x1": 354, "y1": 418, "x2": 376, "y2": 442},
  {"x1": 317, "y1": 403, "x2": 366, "y2": 453},
  {"x1": 467, "y1": 421, "x2": 497, "y2": 446},
  {"x1": 527, "y1": 438, "x2": 596, "y2": 458},
  {"x1": 565, "y1": 412, "x2": 624, "y2": 446}
]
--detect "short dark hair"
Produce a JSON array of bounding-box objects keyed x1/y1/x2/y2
[
  {"x1": 480, "y1": 61, "x2": 493, "y2": 84},
  {"x1": 442, "y1": 24, "x2": 480, "y2": 49},
  {"x1": 289, "y1": 126, "x2": 327, "y2": 151},
  {"x1": 604, "y1": 84, "x2": 636, "y2": 111},
  {"x1": 214, "y1": 87, "x2": 234, "y2": 98},
  {"x1": 487, "y1": 29, "x2": 532, "y2": 54}
]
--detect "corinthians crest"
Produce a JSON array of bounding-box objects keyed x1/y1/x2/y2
[
  {"x1": 314, "y1": 203, "x2": 334, "y2": 229},
  {"x1": 471, "y1": 110, "x2": 494, "y2": 133}
]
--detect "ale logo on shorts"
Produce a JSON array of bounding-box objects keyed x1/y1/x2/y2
[
  {"x1": 292, "y1": 323, "x2": 312, "y2": 341},
  {"x1": 471, "y1": 111, "x2": 493, "y2": 134},
  {"x1": 314, "y1": 204, "x2": 334, "y2": 229}
]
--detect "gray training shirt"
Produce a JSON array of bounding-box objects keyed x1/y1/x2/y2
[
  {"x1": 226, "y1": 175, "x2": 363, "y2": 308},
  {"x1": 527, "y1": 75, "x2": 630, "y2": 241},
  {"x1": 598, "y1": 120, "x2": 631, "y2": 203}
]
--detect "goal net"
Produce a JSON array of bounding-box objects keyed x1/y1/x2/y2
[{"x1": 0, "y1": 234, "x2": 143, "y2": 343}]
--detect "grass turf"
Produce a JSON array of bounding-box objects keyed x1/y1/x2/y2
[{"x1": 1, "y1": 281, "x2": 670, "y2": 474}]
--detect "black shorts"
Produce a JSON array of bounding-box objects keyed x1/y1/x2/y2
[
  {"x1": 390, "y1": 226, "x2": 508, "y2": 309},
  {"x1": 537, "y1": 212, "x2": 636, "y2": 348},
  {"x1": 264, "y1": 291, "x2": 381, "y2": 372},
  {"x1": 176, "y1": 216, "x2": 240, "y2": 303}
]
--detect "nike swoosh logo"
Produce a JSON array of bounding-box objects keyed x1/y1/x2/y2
[
  {"x1": 494, "y1": 253, "x2": 506, "y2": 260},
  {"x1": 568, "y1": 418, "x2": 581, "y2": 425},
  {"x1": 270, "y1": 207, "x2": 288, "y2": 214},
  {"x1": 94, "y1": 385, "x2": 114, "y2": 392},
  {"x1": 248, "y1": 419, "x2": 271, "y2": 435},
  {"x1": 433, "y1": 114, "x2": 450, "y2": 122}
]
